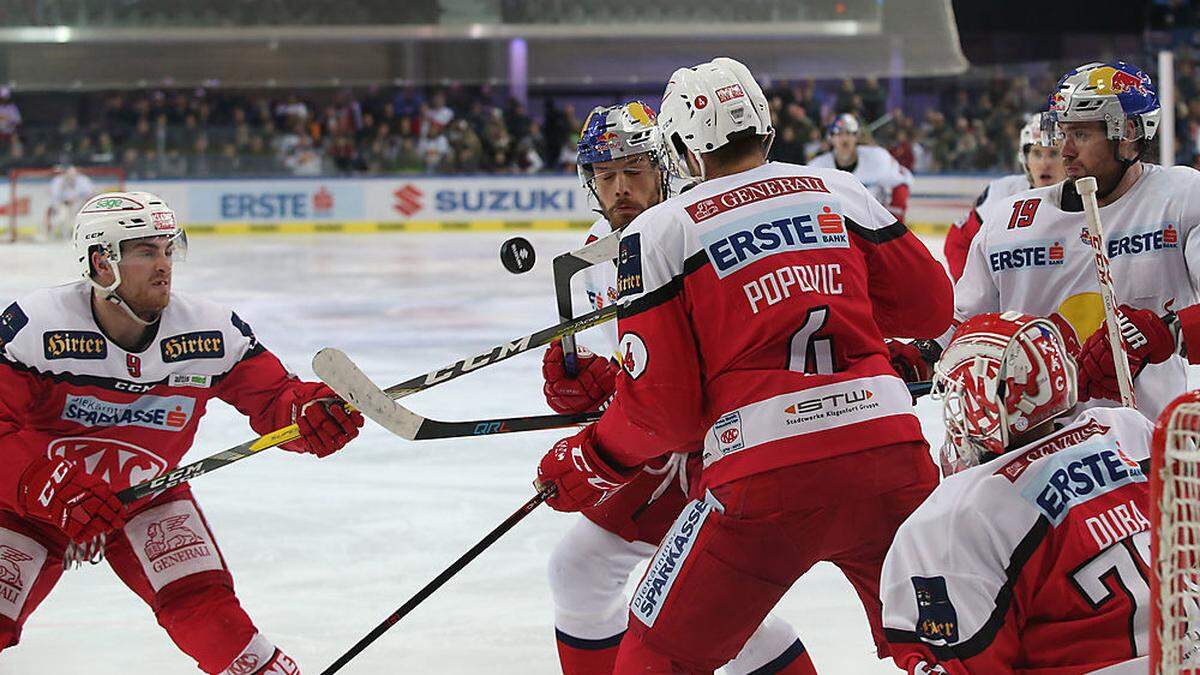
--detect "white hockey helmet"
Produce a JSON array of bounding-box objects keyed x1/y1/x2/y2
[
  {"x1": 1041, "y1": 61, "x2": 1160, "y2": 144},
  {"x1": 1017, "y1": 113, "x2": 1055, "y2": 173},
  {"x1": 73, "y1": 191, "x2": 187, "y2": 319},
  {"x1": 658, "y1": 56, "x2": 773, "y2": 181}
]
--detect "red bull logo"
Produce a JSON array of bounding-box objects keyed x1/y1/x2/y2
[{"x1": 1087, "y1": 66, "x2": 1148, "y2": 96}]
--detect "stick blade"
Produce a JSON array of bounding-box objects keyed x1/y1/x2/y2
[{"x1": 313, "y1": 348, "x2": 422, "y2": 439}]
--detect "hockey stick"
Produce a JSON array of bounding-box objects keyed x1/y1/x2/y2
[
  {"x1": 314, "y1": 347, "x2": 601, "y2": 439},
  {"x1": 554, "y1": 230, "x2": 619, "y2": 375},
  {"x1": 1076, "y1": 176, "x2": 1137, "y2": 408},
  {"x1": 321, "y1": 489, "x2": 550, "y2": 675},
  {"x1": 317, "y1": 346, "x2": 936, "y2": 441},
  {"x1": 117, "y1": 306, "x2": 617, "y2": 504}
]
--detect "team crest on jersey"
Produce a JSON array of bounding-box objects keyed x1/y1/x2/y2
[
  {"x1": 1022, "y1": 442, "x2": 1145, "y2": 525},
  {"x1": 160, "y1": 330, "x2": 225, "y2": 363},
  {"x1": 0, "y1": 303, "x2": 28, "y2": 350},
  {"x1": 987, "y1": 239, "x2": 1065, "y2": 272},
  {"x1": 912, "y1": 576, "x2": 959, "y2": 644},
  {"x1": 48, "y1": 437, "x2": 169, "y2": 487},
  {"x1": 700, "y1": 202, "x2": 849, "y2": 279},
  {"x1": 710, "y1": 411, "x2": 744, "y2": 456},
  {"x1": 616, "y1": 234, "x2": 643, "y2": 298},
  {"x1": 43, "y1": 330, "x2": 107, "y2": 360},
  {"x1": 1106, "y1": 223, "x2": 1179, "y2": 259}
]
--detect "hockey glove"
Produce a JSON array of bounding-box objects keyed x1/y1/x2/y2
[
  {"x1": 536, "y1": 425, "x2": 637, "y2": 512},
  {"x1": 542, "y1": 340, "x2": 617, "y2": 414},
  {"x1": 290, "y1": 384, "x2": 365, "y2": 457},
  {"x1": 1077, "y1": 305, "x2": 1178, "y2": 402},
  {"x1": 886, "y1": 338, "x2": 941, "y2": 384},
  {"x1": 18, "y1": 456, "x2": 125, "y2": 544}
]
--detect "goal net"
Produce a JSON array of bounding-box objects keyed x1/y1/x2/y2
[
  {"x1": 4, "y1": 166, "x2": 126, "y2": 243},
  {"x1": 1152, "y1": 390, "x2": 1200, "y2": 673}
]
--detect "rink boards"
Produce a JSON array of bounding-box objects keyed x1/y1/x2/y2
[{"x1": 9, "y1": 173, "x2": 993, "y2": 238}]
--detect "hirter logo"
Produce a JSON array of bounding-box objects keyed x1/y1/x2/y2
[
  {"x1": 313, "y1": 186, "x2": 334, "y2": 214},
  {"x1": 393, "y1": 184, "x2": 424, "y2": 216}
]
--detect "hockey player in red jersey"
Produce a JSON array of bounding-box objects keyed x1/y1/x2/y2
[
  {"x1": 0, "y1": 192, "x2": 363, "y2": 673},
  {"x1": 882, "y1": 311, "x2": 1153, "y2": 674},
  {"x1": 535, "y1": 57, "x2": 953, "y2": 673},
  {"x1": 943, "y1": 114, "x2": 1065, "y2": 281},
  {"x1": 808, "y1": 113, "x2": 913, "y2": 222},
  {"x1": 544, "y1": 101, "x2": 809, "y2": 675}
]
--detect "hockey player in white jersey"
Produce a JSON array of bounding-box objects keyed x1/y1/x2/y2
[
  {"x1": 807, "y1": 113, "x2": 913, "y2": 222},
  {"x1": 45, "y1": 165, "x2": 96, "y2": 240},
  {"x1": 542, "y1": 102, "x2": 808, "y2": 675},
  {"x1": 944, "y1": 115, "x2": 1066, "y2": 281},
  {"x1": 940, "y1": 61, "x2": 1200, "y2": 419},
  {"x1": 882, "y1": 311, "x2": 1154, "y2": 673}
]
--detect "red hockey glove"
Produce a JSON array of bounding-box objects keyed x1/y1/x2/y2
[
  {"x1": 18, "y1": 456, "x2": 125, "y2": 544},
  {"x1": 290, "y1": 385, "x2": 364, "y2": 457},
  {"x1": 886, "y1": 339, "x2": 940, "y2": 384},
  {"x1": 536, "y1": 425, "x2": 637, "y2": 512},
  {"x1": 542, "y1": 341, "x2": 617, "y2": 414},
  {"x1": 1076, "y1": 305, "x2": 1178, "y2": 402}
]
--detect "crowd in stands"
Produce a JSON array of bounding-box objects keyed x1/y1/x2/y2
[{"x1": 4, "y1": 47, "x2": 1200, "y2": 179}]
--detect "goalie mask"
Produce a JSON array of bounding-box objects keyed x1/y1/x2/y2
[{"x1": 934, "y1": 312, "x2": 1077, "y2": 476}]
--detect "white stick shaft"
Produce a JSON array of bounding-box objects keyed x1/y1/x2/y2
[{"x1": 1076, "y1": 177, "x2": 1137, "y2": 408}]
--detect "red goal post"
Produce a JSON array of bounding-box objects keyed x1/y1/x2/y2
[
  {"x1": 1151, "y1": 389, "x2": 1200, "y2": 674},
  {"x1": 5, "y1": 166, "x2": 126, "y2": 242}
]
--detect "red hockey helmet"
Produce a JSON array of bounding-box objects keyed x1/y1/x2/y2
[{"x1": 934, "y1": 311, "x2": 1078, "y2": 476}]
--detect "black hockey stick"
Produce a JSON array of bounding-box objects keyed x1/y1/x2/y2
[
  {"x1": 117, "y1": 306, "x2": 617, "y2": 504},
  {"x1": 314, "y1": 347, "x2": 600, "y2": 440},
  {"x1": 321, "y1": 489, "x2": 550, "y2": 675},
  {"x1": 553, "y1": 230, "x2": 619, "y2": 375}
]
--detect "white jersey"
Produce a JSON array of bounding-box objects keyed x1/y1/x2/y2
[
  {"x1": 808, "y1": 145, "x2": 913, "y2": 217},
  {"x1": 971, "y1": 174, "x2": 1030, "y2": 219},
  {"x1": 577, "y1": 218, "x2": 620, "y2": 359},
  {"x1": 882, "y1": 407, "x2": 1155, "y2": 674},
  {"x1": 955, "y1": 164, "x2": 1200, "y2": 419},
  {"x1": 49, "y1": 172, "x2": 95, "y2": 205}
]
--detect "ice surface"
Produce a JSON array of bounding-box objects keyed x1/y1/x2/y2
[{"x1": 0, "y1": 232, "x2": 988, "y2": 673}]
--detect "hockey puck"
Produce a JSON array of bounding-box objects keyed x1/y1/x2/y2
[{"x1": 500, "y1": 236, "x2": 536, "y2": 274}]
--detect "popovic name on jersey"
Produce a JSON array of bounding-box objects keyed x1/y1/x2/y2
[{"x1": 591, "y1": 161, "x2": 952, "y2": 490}]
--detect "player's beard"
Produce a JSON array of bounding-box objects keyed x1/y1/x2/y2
[
  {"x1": 602, "y1": 188, "x2": 661, "y2": 230},
  {"x1": 122, "y1": 275, "x2": 172, "y2": 321}
]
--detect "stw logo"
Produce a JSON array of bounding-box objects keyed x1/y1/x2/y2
[
  {"x1": 144, "y1": 515, "x2": 202, "y2": 561},
  {"x1": 393, "y1": 184, "x2": 423, "y2": 216},
  {"x1": 0, "y1": 546, "x2": 32, "y2": 592}
]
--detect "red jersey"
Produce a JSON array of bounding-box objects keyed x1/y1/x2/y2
[
  {"x1": 594, "y1": 161, "x2": 953, "y2": 490},
  {"x1": 0, "y1": 281, "x2": 320, "y2": 512},
  {"x1": 882, "y1": 407, "x2": 1156, "y2": 674}
]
